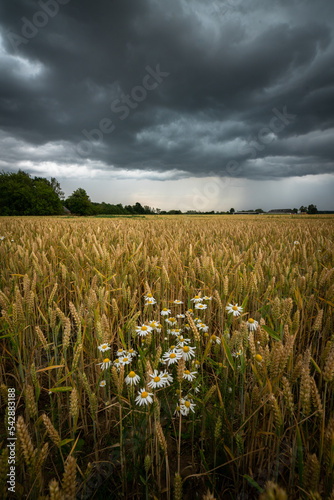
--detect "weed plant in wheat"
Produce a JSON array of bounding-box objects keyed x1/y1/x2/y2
[{"x1": 0, "y1": 214, "x2": 333, "y2": 499}]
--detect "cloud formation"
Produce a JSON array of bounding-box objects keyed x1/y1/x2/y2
[{"x1": 0, "y1": 0, "x2": 333, "y2": 205}]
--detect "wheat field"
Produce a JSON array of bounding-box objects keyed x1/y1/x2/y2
[{"x1": 0, "y1": 215, "x2": 334, "y2": 499}]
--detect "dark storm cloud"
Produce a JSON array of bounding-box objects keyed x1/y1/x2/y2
[{"x1": 0, "y1": 0, "x2": 333, "y2": 180}]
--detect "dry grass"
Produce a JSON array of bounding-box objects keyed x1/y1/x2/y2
[{"x1": 0, "y1": 214, "x2": 333, "y2": 499}]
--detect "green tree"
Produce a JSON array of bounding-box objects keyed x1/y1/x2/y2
[
  {"x1": 65, "y1": 188, "x2": 94, "y2": 216},
  {"x1": 307, "y1": 204, "x2": 318, "y2": 214},
  {"x1": 229, "y1": 208, "x2": 235, "y2": 214},
  {"x1": 299, "y1": 206, "x2": 307, "y2": 213}
]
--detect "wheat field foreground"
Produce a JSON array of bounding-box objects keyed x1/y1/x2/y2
[{"x1": 0, "y1": 215, "x2": 333, "y2": 500}]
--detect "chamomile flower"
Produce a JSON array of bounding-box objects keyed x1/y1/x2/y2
[
  {"x1": 183, "y1": 369, "x2": 197, "y2": 381},
  {"x1": 125, "y1": 371, "x2": 141, "y2": 386},
  {"x1": 174, "y1": 299, "x2": 183, "y2": 305},
  {"x1": 174, "y1": 405, "x2": 181, "y2": 417},
  {"x1": 161, "y1": 370, "x2": 173, "y2": 386},
  {"x1": 156, "y1": 323, "x2": 162, "y2": 333},
  {"x1": 179, "y1": 345, "x2": 196, "y2": 361},
  {"x1": 194, "y1": 385, "x2": 200, "y2": 394},
  {"x1": 98, "y1": 343, "x2": 111, "y2": 353},
  {"x1": 145, "y1": 298, "x2": 156, "y2": 305},
  {"x1": 99, "y1": 358, "x2": 112, "y2": 370},
  {"x1": 177, "y1": 314, "x2": 185, "y2": 319},
  {"x1": 136, "y1": 324, "x2": 153, "y2": 337},
  {"x1": 180, "y1": 398, "x2": 196, "y2": 415},
  {"x1": 161, "y1": 308, "x2": 171, "y2": 316},
  {"x1": 149, "y1": 320, "x2": 160, "y2": 330},
  {"x1": 191, "y1": 295, "x2": 203, "y2": 303},
  {"x1": 135, "y1": 389, "x2": 154, "y2": 406},
  {"x1": 148, "y1": 370, "x2": 165, "y2": 389},
  {"x1": 119, "y1": 356, "x2": 131, "y2": 366},
  {"x1": 203, "y1": 296, "x2": 212, "y2": 300},
  {"x1": 145, "y1": 293, "x2": 157, "y2": 304},
  {"x1": 226, "y1": 303, "x2": 243, "y2": 317},
  {"x1": 195, "y1": 303, "x2": 207, "y2": 310},
  {"x1": 192, "y1": 359, "x2": 200, "y2": 369},
  {"x1": 99, "y1": 380, "x2": 106, "y2": 387},
  {"x1": 210, "y1": 334, "x2": 221, "y2": 345},
  {"x1": 294, "y1": 241, "x2": 300, "y2": 245},
  {"x1": 162, "y1": 350, "x2": 182, "y2": 365},
  {"x1": 165, "y1": 317, "x2": 177, "y2": 326},
  {"x1": 255, "y1": 354, "x2": 263, "y2": 363},
  {"x1": 247, "y1": 318, "x2": 259, "y2": 331},
  {"x1": 114, "y1": 358, "x2": 121, "y2": 369},
  {"x1": 197, "y1": 323, "x2": 209, "y2": 332},
  {"x1": 0, "y1": 236, "x2": 5, "y2": 241},
  {"x1": 116, "y1": 348, "x2": 126, "y2": 357},
  {"x1": 127, "y1": 348, "x2": 137, "y2": 357},
  {"x1": 176, "y1": 336, "x2": 191, "y2": 347},
  {"x1": 186, "y1": 309, "x2": 194, "y2": 315},
  {"x1": 233, "y1": 349, "x2": 243, "y2": 358}
]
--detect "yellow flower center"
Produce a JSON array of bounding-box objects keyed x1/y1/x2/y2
[
  {"x1": 129, "y1": 349, "x2": 134, "y2": 353},
  {"x1": 154, "y1": 376, "x2": 160, "y2": 383},
  {"x1": 184, "y1": 370, "x2": 190, "y2": 375},
  {"x1": 248, "y1": 318, "x2": 254, "y2": 323},
  {"x1": 141, "y1": 326, "x2": 148, "y2": 331},
  {"x1": 163, "y1": 308, "x2": 168, "y2": 311},
  {"x1": 147, "y1": 293, "x2": 152, "y2": 298},
  {"x1": 141, "y1": 391, "x2": 148, "y2": 398},
  {"x1": 204, "y1": 332, "x2": 209, "y2": 337},
  {"x1": 183, "y1": 346, "x2": 190, "y2": 353},
  {"x1": 119, "y1": 349, "x2": 123, "y2": 352},
  {"x1": 255, "y1": 354, "x2": 262, "y2": 362},
  {"x1": 188, "y1": 309, "x2": 193, "y2": 313},
  {"x1": 170, "y1": 353, "x2": 176, "y2": 359},
  {"x1": 232, "y1": 306, "x2": 238, "y2": 311},
  {"x1": 185, "y1": 401, "x2": 191, "y2": 408},
  {"x1": 198, "y1": 305, "x2": 204, "y2": 308},
  {"x1": 175, "y1": 329, "x2": 180, "y2": 333},
  {"x1": 158, "y1": 324, "x2": 162, "y2": 328},
  {"x1": 103, "y1": 358, "x2": 110, "y2": 363},
  {"x1": 171, "y1": 345, "x2": 175, "y2": 349},
  {"x1": 212, "y1": 335, "x2": 217, "y2": 341},
  {"x1": 102, "y1": 344, "x2": 107, "y2": 349},
  {"x1": 123, "y1": 358, "x2": 128, "y2": 362},
  {"x1": 176, "y1": 406, "x2": 180, "y2": 411},
  {"x1": 129, "y1": 371, "x2": 136, "y2": 378},
  {"x1": 170, "y1": 318, "x2": 176, "y2": 322},
  {"x1": 114, "y1": 358, "x2": 119, "y2": 363},
  {"x1": 194, "y1": 295, "x2": 199, "y2": 299},
  {"x1": 185, "y1": 323, "x2": 189, "y2": 328}
]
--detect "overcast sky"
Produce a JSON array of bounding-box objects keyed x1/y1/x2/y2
[{"x1": 0, "y1": 0, "x2": 333, "y2": 211}]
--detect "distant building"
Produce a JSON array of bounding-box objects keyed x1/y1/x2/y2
[
  {"x1": 267, "y1": 209, "x2": 294, "y2": 214},
  {"x1": 234, "y1": 211, "x2": 258, "y2": 215}
]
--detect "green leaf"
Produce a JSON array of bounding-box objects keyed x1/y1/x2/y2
[
  {"x1": 261, "y1": 325, "x2": 281, "y2": 342},
  {"x1": 221, "y1": 337, "x2": 235, "y2": 371},
  {"x1": 118, "y1": 328, "x2": 126, "y2": 349},
  {"x1": 243, "y1": 475, "x2": 264, "y2": 493},
  {"x1": 49, "y1": 386, "x2": 73, "y2": 393},
  {"x1": 59, "y1": 438, "x2": 74, "y2": 447}
]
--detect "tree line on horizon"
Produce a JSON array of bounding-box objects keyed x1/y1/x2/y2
[{"x1": 0, "y1": 170, "x2": 324, "y2": 216}]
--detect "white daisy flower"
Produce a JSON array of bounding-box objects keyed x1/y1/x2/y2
[
  {"x1": 114, "y1": 358, "x2": 121, "y2": 369},
  {"x1": 125, "y1": 370, "x2": 141, "y2": 386},
  {"x1": 136, "y1": 324, "x2": 153, "y2": 337},
  {"x1": 197, "y1": 323, "x2": 209, "y2": 332},
  {"x1": 99, "y1": 380, "x2": 106, "y2": 387},
  {"x1": 235, "y1": 349, "x2": 243, "y2": 358},
  {"x1": 116, "y1": 348, "x2": 126, "y2": 357},
  {"x1": 194, "y1": 385, "x2": 200, "y2": 394},
  {"x1": 162, "y1": 350, "x2": 182, "y2": 365},
  {"x1": 174, "y1": 299, "x2": 183, "y2": 305},
  {"x1": 156, "y1": 323, "x2": 162, "y2": 333},
  {"x1": 98, "y1": 343, "x2": 111, "y2": 353},
  {"x1": 294, "y1": 241, "x2": 300, "y2": 245},
  {"x1": 191, "y1": 296, "x2": 203, "y2": 303},
  {"x1": 149, "y1": 320, "x2": 159, "y2": 330},
  {"x1": 174, "y1": 405, "x2": 181, "y2": 417},
  {"x1": 147, "y1": 370, "x2": 166, "y2": 389},
  {"x1": 228, "y1": 387, "x2": 233, "y2": 393},
  {"x1": 203, "y1": 296, "x2": 212, "y2": 300},
  {"x1": 179, "y1": 345, "x2": 196, "y2": 361},
  {"x1": 184, "y1": 323, "x2": 191, "y2": 331},
  {"x1": 195, "y1": 303, "x2": 207, "y2": 310},
  {"x1": 177, "y1": 314, "x2": 185, "y2": 319},
  {"x1": 183, "y1": 369, "x2": 197, "y2": 381},
  {"x1": 119, "y1": 356, "x2": 131, "y2": 366},
  {"x1": 127, "y1": 348, "x2": 137, "y2": 357},
  {"x1": 99, "y1": 358, "x2": 112, "y2": 370},
  {"x1": 186, "y1": 309, "x2": 194, "y2": 315},
  {"x1": 145, "y1": 298, "x2": 156, "y2": 305},
  {"x1": 145, "y1": 293, "x2": 155, "y2": 301},
  {"x1": 247, "y1": 318, "x2": 259, "y2": 331},
  {"x1": 176, "y1": 337, "x2": 191, "y2": 347},
  {"x1": 165, "y1": 317, "x2": 177, "y2": 326},
  {"x1": 192, "y1": 359, "x2": 200, "y2": 369},
  {"x1": 0, "y1": 236, "x2": 5, "y2": 241},
  {"x1": 135, "y1": 388, "x2": 154, "y2": 406},
  {"x1": 161, "y1": 308, "x2": 171, "y2": 316},
  {"x1": 226, "y1": 303, "x2": 243, "y2": 317},
  {"x1": 180, "y1": 398, "x2": 196, "y2": 415},
  {"x1": 161, "y1": 370, "x2": 173, "y2": 386},
  {"x1": 210, "y1": 334, "x2": 221, "y2": 344}
]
